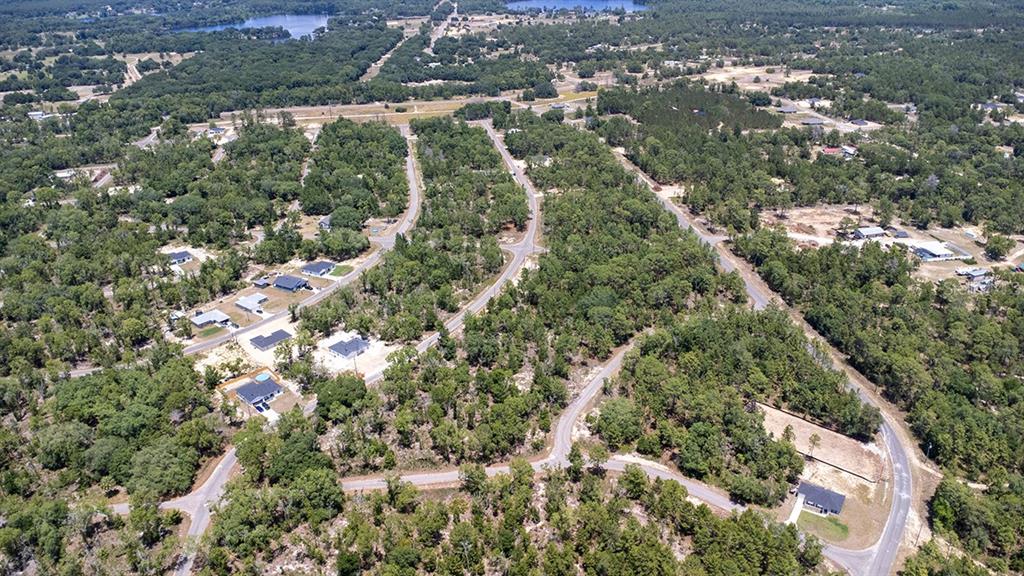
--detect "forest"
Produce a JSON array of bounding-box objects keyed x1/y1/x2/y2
[
  {"x1": 599, "y1": 308, "x2": 879, "y2": 506},
  {"x1": 734, "y1": 227, "x2": 1024, "y2": 569}
]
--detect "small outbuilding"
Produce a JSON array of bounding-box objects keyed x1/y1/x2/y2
[
  {"x1": 318, "y1": 215, "x2": 332, "y2": 231},
  {"x1": 802, "y1": 117, "x2": 827, "y2": 126},
  {"x1": 798, "y1": 482, "x2": 846, "y2": 516},
  {"x1": 273, "y1": 275, "x2": 309, "y2": 292}
]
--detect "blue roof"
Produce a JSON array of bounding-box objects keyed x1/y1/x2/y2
[
  {"x1": 274, "y1": 275, "x2": 308, "y2": 290},
  {"x1": 302, "y1": 261, "x2": 335, "y2": 276},
  {"x1": 329, "y1": 336, "x2": 369, "y2": 359},
  {"x1": 250, "y1": 330, "x2": 292, "y2": 351},
  {"x1": 167, "y1": 250, "x2": 193, "y2": 262},
  {"x1": 236, "y1": 377, "x2": 281, "y2": 405}
]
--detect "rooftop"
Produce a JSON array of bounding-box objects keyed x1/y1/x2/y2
[
  {"x1": 236, "y1": 376, "x2": 282, "y2": 405},
  {"x1": 798, "y1": 482, "x2": 846, "y2": 513},
  {"x1": 251, "y1": 329, "x2": 292, "y2": 351},
  {"x1": 329, "y1": 335, "x2": 369, "y2": 359},
  {"x1": 302, "y1": 261, "x2": 335, "y2": 276},
  {"x1": 274, "y1": 275, "x2": 308, "y2": 290},
  {"x1": 191, "y1": 309, "x2": 230, "y2": 326}
]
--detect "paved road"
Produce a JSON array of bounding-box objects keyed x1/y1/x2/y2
[
  {"x1": 612, "y1": 149, "x2": 913, "y2": 576},
  {"x1": 181, "y1": 125, "x2": 422, "y2": 356}
]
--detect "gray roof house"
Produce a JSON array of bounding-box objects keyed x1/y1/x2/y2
[
  {"x1": 273, "y1": 275, "x2": 309, "y2": 292},
  {"x1": 319, "y1": 215, "x2": 332, "y2": 230},
  {"x1": 302, "y1": 261, "x2": 335, "y2": 277},
  {"x1": 329, "y1": 335, "x2": 370, "y2": 359},
  {"x1": 251, "y1": 329, "x2": 293, "y2": 351},
  {"x1": 167, "y1": 251, "x2": 193, "y2": 265},
  {"x1": 236, "y1": 374, "x2": 282, "y2": 406},
  {"x1": 798, "y1": 482, "x2": 846, "y2": 515}
]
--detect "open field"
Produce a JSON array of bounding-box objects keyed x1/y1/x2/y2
[{"x1": 696, "y1": 64, "x2": 815, "y2": 92}]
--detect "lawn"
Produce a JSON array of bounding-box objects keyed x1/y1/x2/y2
[
  {"x1": 798, "y1": 511, "x2": 849, "y2": 542},
  {"x1": 329, "y1": 264, "x2": 354, "y2": 277},
  {"x1": 198, "y1": 326, "x2": 224, "y2": 338}
]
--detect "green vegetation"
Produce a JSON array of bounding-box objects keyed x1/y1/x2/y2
[
  {"x1": 200, "y1": 445, "x2": 824, "y2": 574},
  {"x1": 601, "y1": 308, "x2": 878, "y2": 505},
  {"x1": 798, "y1": 511, "x2": 849, "y2": 542}
]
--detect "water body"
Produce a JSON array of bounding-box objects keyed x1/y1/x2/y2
[
  {"x1": 506, "y1": 0, "x2": 647, "y2": 12},
  {"x1": 179, "y1": 14, "x2": 330, "y2": 39}
]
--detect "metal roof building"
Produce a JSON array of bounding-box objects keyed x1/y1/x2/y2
[
  {"x1": 798, "y1": 482, "x2": 846, "y2": 515},
  {"x1": 236, "y1": 292, "x2": 268, "y2": 314},
  {"x1": 190, "y1": 309, "x2": 231, "y2": 328},
  {"x1": 167, "y1": 251, "x2": 193, "y2": 265}
]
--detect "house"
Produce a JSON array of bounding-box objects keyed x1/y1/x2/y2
[
  {"x1": 851, "y1": 119, "x2": 869, "y2": 126},
  {"x1": 777, "y1": 105, "x2": 798, "y2": 114},
  {"x1": 980, "y1": 102, "x2": 1001, "y2": 111},
  {"x1": 253, "y1": 276, "x2": 271, "y2": 288},
  {"x1": 250, "y1": 329, "x2": 292, "y2": 351},
  {"x1": 236, "y1": 292, "x2": 268, "y2": 314},
  {"x1": 329, "y1": 335, "x2": 370, "y2": 360},
  {"x1": 235, "y1": 373, "x2": 282, "y2": 407},
  {"x1": 821, "y1": 147, "x2": 842, "y2": 156},
  {"x1": 798, "y1": 482, "x2": 846, "y2": 515},
  {"x1": 167, "y1": 250, "x2": 193, "y2": 265},
  {"x1": 318, "y1": 215, "x2": 332, "y2": 231},
  {"x1": 853, "y1": 226, "x2": 886, "y2": 240},
  {"x1": 802, "y1": 117, "x2": 827, "y2": 126},
  {"x1": 273, "y1": 275, "x2": 309, "y2": 292},
  {"x1": 302, "y1": 261, "x2": 335, "y2": 277},
  {"x1": 841, "y1": 145, "x2": 858, "y2": 158},
  {"x1": 190, "y1": 309, "x2": 232, "y2": 328},
  {"x1": 914, "y1": 241, "x2": 956, "y2": 261}
]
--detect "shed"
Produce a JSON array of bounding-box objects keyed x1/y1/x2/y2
[
  {"x1": 798, "y1": 482, "x2": 846, "y2": 515},
  {"x1": 851, "y1": 119, "x2": 869, "y2": 126},
  {"x1": 777, "y1": 105, "x2": 798, "y2": 114},
  {"x1": 302, "y1": 261, "x2": 335, "y2": 277},
  {"x1": 273, "y1": 275, "x2": 309, "y2": 292},
  {"x1": 318, "y1": 215, "x2": 332, "y2": 230},
  {"x1": 329, "y1": 335, "x2": 370, "y2": 359},
  {"x1": 236, "y1": 374, "x2": 282, "y2": 406},
  {"x1": 236, "y1": 292, "x2": 268, "y2": 314},
  {"x1": 251, "y1": 329, "x2": 293, "y2": 351},
  {"x1": 802, "y1": 117, "x2": 827, "y2": 126},
  {"x1": 253, "y1": 276, "x2": 270, "y2": 288}
]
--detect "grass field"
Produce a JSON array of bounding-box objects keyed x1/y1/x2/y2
[
  {"x1": 198, "y1": 326, "x2": 224, "y2": 338},
  {"x1": 329, "y1": 264, "x2": 354, "y2": 277},
  {"x1": 798, "y1": 511, "x2": 849, "y2": 542}
]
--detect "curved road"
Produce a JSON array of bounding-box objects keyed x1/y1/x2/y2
[
  {"x1": 612, "y1": 148, "x2": 913, "y2": 576},
  {"x1": 122, "y1": 119, "x2": 543, "y2": 575}
]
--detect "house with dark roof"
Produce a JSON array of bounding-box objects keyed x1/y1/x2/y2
[
  {"x1": 167, "y1": 251, "x2": 194, "y2": 265},
  {"x1": 236, "y1": 373, "x2": 282, "y2": 406},
  {"x1": 302, "y1": 261, "x2": 335, "y2": 277},
  {"x1": 251, "y1": 329, "x2": 293, "y2": 351},
  {"x1": 798, "y1": 482, "x2": 846, "y2": 515},
  {"x1": 273, "y1": 275, "x2": 309, "y2": 292},
  {"x1": 851, "y1": 119, "x2": 869, "y2": 126},
  {"x1": 777, "y1": 105, "x2": 798, "y2": 114},
  {"x1": 329, "y1": 335, "x2": 370, "y2": 359}
]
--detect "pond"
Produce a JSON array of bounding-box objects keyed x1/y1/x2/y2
[
  {"x1": 179, "y1": 14, "x2": 330, "y2": 39},
  {"x1": 506, "y1": 0, "x2": 647, "y2": 12}
]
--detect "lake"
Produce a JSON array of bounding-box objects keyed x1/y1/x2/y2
[
  {"x1": 180, "y1": 14, "x2": 330, "y2": 39},
  {"x1": 506, "y1": 0, "x2": 647, "y2": 12}
]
